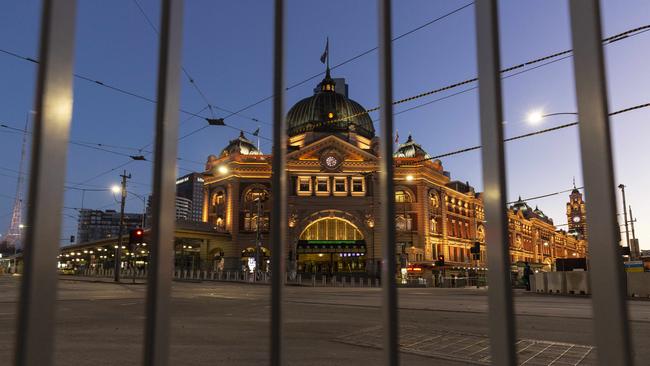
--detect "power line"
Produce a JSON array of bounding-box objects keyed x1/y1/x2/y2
[
  {"x1": 0, "y1": 49, "x2": 269, "y2": 142},
  {"x1": 506, "y1": 187, "x2": 583, "y2": 205},
  {"x1": 131, "y1": 0, "x2": 269, "y2": 126},
  {"x1": 0, "y1": 120, "x2": 205, "y2": 167},
  {"x1": 405, "y1": 101, "x2": 650, "y2": 164},
  {"x1": 331, "y1": 24, "x2": 650, "y2": 126},
  {"x1": 217, "y1": 2, "x2": 475, "y2": 119}
]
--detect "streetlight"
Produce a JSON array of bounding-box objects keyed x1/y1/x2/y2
[
  {"x1": 111, "y1": 185, "x2": 121, "y2": 194},
  {"x1": 405, "y1": 175, "x2": 414, "y2": 181},
  {"x1": 218, "y1": 165, "x2": 229, "y2": 175},
  {"x1": 526, "y1": 109, "x2": 578, "y2": 124}
]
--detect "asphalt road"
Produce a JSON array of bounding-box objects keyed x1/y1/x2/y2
[{"x1": 0, "y1": 276, "x2": 649, "y2": 365}]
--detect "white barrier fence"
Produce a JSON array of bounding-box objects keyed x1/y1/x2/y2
[{"x1": 532, "y1": 271, "x2": 650, "y2": 297}]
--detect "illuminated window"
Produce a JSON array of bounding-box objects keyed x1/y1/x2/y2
[
  {"x1": 328, "y1": 112, "x2": 334, "y2": 119},
  {"x1": 244, "y1": 213, "x2": 269, "y2": 232},
  {"x1": 297, "y1": 177, "x2": 311, "y2": 195},
  {"x1": 351, "y1": 177, "x2": 364, "y2": 195},
  {"x1": 300, "y1": 217, "x2": 363, "y2": 241},
  {"x1": 316, "y1": 177, "x2": 329, "y2": 195},
  {"x1": 395, "y1": 190, "x2": 413, "y2": 203},
  {"x1": 333, "y1": 177, "x2": 346, "y2": 195}
]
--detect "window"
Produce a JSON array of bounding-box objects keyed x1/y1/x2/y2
[
  {"x1": 333, "y1": 177, "x2": 346, "y2": 195},
  {"x1": 297, "y1": 177, "x2": 311, "y2": 195},
  {"x1": 430, "y1": 218, "x2": 437, "y2": 233},
  {"x1": 395, "y1": 190, "x2": 412, "y2": 202},
  {"x1": 244, "y1": 213, "x2": 269, "y2": 231},
  {"x1": 316, "y1": 177, "x2": 329, "y2": 195},
  {"x1": 396, "y1": 214, "x2": 412, "y2": 231},
  {"x1": 351, "y1": 177, "x2": 364, "y2": 195}
]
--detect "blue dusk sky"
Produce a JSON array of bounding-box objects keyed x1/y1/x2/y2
[{"x1": 0, "y1": 1, "x2": 648, "y2": 248}]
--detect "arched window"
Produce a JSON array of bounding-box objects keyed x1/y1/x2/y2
[
  {"x1": 395, "y1": 190, "x2": 413, "y2": 203},
  {"x1": 396, "y1": 214, "x2": 412, "y2": 231},
  {"x1": 300, "y1": 217, "x2": 363, "y2": 241},
  {"x1": 429, "y1": 191, "x2": 440, "y2": 210},
  {"x1": 242, "y1": 186, "x2": 269, "y2": 232}
]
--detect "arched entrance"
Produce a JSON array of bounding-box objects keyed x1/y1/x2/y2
[{"x1": 297, "y1": 217, "x2": 366, "y2": 274}]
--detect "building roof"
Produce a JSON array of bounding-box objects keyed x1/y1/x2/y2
[
  {"x1": 286, "y1": 71, "x2": 375, "y2": 139},
  {"x1": 393, "y1": 134, "x2": 431, "y2": 159},
  {"x1": 510, "y1": 197, "x2": 554, "y2": 225},
  {"x1": 220, "y1": 131, "x2": 263, "y2": 158}
]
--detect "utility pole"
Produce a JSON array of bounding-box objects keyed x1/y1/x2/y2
[
  {"x1": 629, "y1": 206, "x2": 637, "y2": 241},
  {"x1": 114, "y1": 170, "x2": 131, "y2": 282},
  {"x1": 618, "y1": 184, "x2": 631, "y2": 259}
]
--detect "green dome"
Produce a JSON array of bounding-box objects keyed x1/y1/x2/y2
[{"x1": 286, "y1": 74, "x2": 375, "y2": 139}]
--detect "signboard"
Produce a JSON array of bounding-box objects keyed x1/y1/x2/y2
[{"x1": 624, "y1": 260, "x2": 644, "y2": 273}]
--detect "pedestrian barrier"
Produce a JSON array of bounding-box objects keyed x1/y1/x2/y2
[
  {"x1": 546, "y1": 272, "x2": 566, "y2": 294},
  {"x1": 626, "y1": 272, "x2": 650, "y2": 297},
  {"x1": 565, "y1": 271, "x2": 590, "y2": 295}
]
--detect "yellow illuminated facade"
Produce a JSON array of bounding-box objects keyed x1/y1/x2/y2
[{"x1": 201, "y1": 72, "x2": 588, "y2": 274}]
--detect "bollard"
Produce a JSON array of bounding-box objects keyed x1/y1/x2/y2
[
  {"x1": 312, "y1": 275, "x2": 316, "y2": 287},
  {"x1": 322, "y1": 276, "x2": 326, "y2": 286},
  {"x1": 332, "y1": 276, "x2": 336, "y2": 287},
  {"x1": 298, "y1": 274, "x2": 302, "y2": 286}
]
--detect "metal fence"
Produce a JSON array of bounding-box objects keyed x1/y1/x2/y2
[{"x1": 13, "y1": 1, "x2": 632, "y2": 365}]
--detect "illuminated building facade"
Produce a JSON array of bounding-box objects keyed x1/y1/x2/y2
[{"x1": 201, "y1": 71, "x2": 588, "y2": 274}]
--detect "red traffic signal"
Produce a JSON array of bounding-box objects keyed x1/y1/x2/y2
[{"x1": 129, "y1": 228, "x2": 144, "y2": 244}]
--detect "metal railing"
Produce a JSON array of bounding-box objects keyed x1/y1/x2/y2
[{"x1": 13, "y1": 0, "x2": 633, "y2": 365}]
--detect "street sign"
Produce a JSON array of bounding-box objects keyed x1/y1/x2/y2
[{"x1": 624, "y1": 260, "x2": 643, "y2": 273}]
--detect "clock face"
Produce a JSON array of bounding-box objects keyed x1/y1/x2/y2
[
  {"x1": 572, "y1": 215, "x2": 581, "y2": 223},
  {"x1": 325, "y1": 156, "x2": 338, "y2": 168}
]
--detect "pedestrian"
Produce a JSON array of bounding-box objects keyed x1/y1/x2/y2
[{"x1": 523, "y1": 262, "x2": 533, "y2": 291}]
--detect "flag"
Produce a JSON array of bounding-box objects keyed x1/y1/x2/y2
[
  {"x1": 252, "y1": 127, "x2": 260, "y2": 136},
  {"x1": 395, "y1": 129, "x2": 399, "y2": 144},
  {"x1": 320, "y1": 38, "x2": 329, "y2": 64}
]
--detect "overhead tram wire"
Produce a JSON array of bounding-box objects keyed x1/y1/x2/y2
[
  {"x1": 215, "y1": 2, "x2": 476, "y2": 119},
  {"x1": 329, "y1": 24, "x2": 650, "y2": 127},
  {"x1": 403, "y1": 101, "x2": 650, "y2": 165},
  {"x1": 0, "y1": 48, "x2": 270, "y2": 142},
  {"x1": 71, "y1": 24, "x2": 650, "y2": 184},
  {"x1": 506, "y1": 187, "x2": 584, "y2": 205},
  {"x1": 2, "y1": 20, "x2": 644, "y2": 145},
  {"x1": 0, "y1": 119, "x2": 205, "y2": 168},
  {"x1": 131, "y1": 0, "x2": 268, "y2": 126}
]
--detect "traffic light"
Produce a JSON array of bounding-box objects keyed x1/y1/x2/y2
[
  {"x1": 435, "y1": 255, "x2": 445, "y2": 267},
  {"x1": 129, "y1": 228, "x2": 144, "y2": 245}
]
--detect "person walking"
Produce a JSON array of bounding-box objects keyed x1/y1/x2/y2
[{"x1": 523, "y1": 262, "x2": 533, "y2": 291}]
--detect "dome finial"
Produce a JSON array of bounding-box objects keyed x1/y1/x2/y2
[{"x1": 239, "y1": 130, "x2": 245, "y2": 138}]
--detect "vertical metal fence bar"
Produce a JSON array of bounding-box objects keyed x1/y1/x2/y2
[
  {"x1": 377, "y1": 0, "x2": 399, "y2": 365},
  {"x1": 271, "y1": 0, "x2": 286, "y2": 365},
  {"x1": 14, "y1": 1, "x2": 77, "y2": 365},
  {"x1": 474, "y1": 1, "x2": 517, "y2": 365},
  {"x1": 143, "y1": 1, "x2": 184, "y2": 365},
  {"x1": 568, "y1": 2, "x2": 632, "y2": 365}
]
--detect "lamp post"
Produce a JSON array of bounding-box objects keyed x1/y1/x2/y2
[{"x1": 112, "y1": 170, "x2": 130, "y2": 282}]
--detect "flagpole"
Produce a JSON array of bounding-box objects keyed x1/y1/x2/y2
[{"x1": 326, "y1": 36, "x2": 330, "y2": 71}]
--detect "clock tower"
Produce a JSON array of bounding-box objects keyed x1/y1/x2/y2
[{"x1": 566, "y1": 183, "x2": 587, "y2": 239}]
